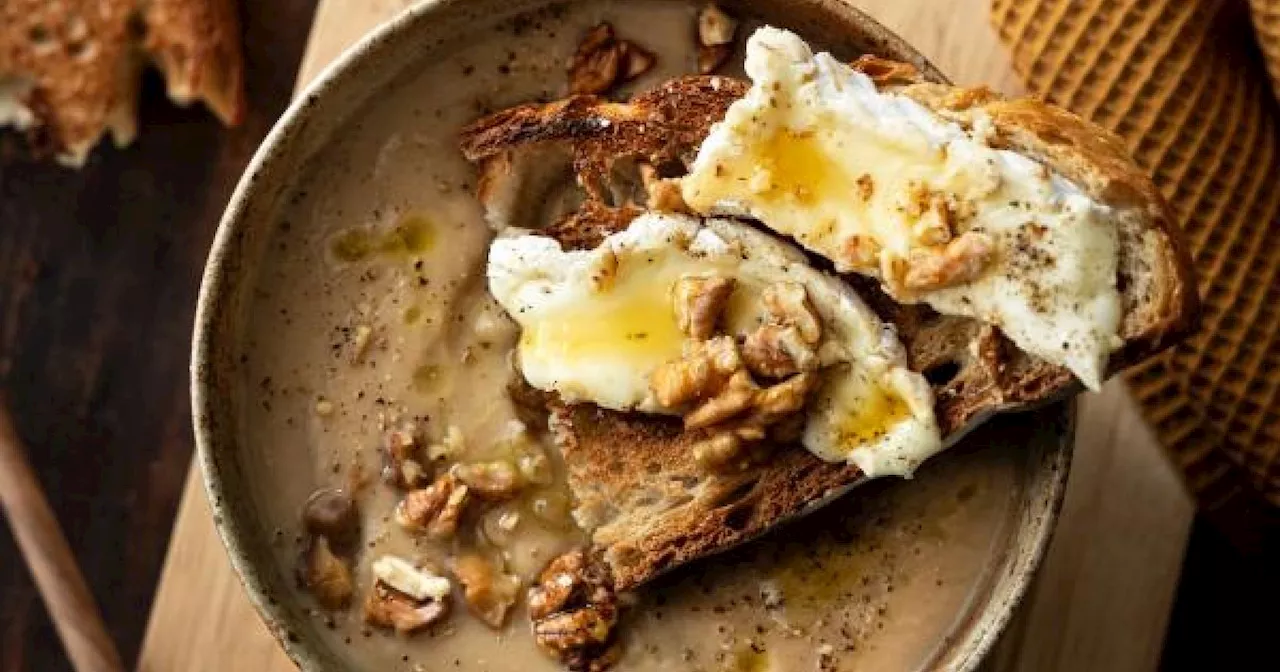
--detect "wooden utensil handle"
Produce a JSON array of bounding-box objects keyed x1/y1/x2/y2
[{"x1": 0, "y1": 397, "x2": 125, "y2": 672}]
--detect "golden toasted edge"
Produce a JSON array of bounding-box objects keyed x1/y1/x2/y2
[{"x1": 461, "y1": 76, "x2": 748, "y2": 198}]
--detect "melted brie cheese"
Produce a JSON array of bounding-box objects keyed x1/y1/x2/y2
[
  {"x1": 683, "y1": 27, "x2": 1123, "y2": 389},
  {"x1": 487, "y1": 213, "x2": 942, "y2": 476}
]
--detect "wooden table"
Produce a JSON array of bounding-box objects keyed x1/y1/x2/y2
[
  {"x1": 136, "y1": 1, "x2": 1196, "y2": 670},
  {"x1": 0, "y1": 3, "x2": 318, "y2": 670}
]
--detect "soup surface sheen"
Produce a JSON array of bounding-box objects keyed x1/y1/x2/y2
[{"x1": 237, "y1": 2, "x2": 1028, "y2": 670}]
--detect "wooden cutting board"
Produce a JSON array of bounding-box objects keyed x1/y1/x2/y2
[{"x1": 136, "y1": 1, "x2": 1195, "y2": 670}]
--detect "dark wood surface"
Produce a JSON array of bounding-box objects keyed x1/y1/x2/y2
[
  {"x1": 0, "y1": 2, "x2": 317, "y2": 670},
  {"x1": 0, "y1": 1, "x2": 1277, "y2": 670},
  {"x1": 1162, "y1": 503, "x2": 1280, "y2": 670}
]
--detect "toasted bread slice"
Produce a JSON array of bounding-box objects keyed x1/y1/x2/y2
[
  {"x1": 0, "y1": 0, "x2": 244, "y2": 165},
  {"x1": 143, "y1": 0, "x2": 246, "y2": 127},
  {"x1": 461, "y1": 67, "x2": 1196, "y2": 590}
]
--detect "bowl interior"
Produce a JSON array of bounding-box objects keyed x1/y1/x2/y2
[{"x1": 192, "y1": 1, "x2": 1071, "y2": 670}]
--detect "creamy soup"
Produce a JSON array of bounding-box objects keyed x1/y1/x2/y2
[{"x1": 235, "y1": 2, "x2": 1035, "y2": 670}]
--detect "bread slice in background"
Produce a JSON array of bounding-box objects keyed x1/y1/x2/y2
[
  {"x1": 143, "y1": 0, "x2": 245, "y2": 127},
  {"x1": 0, "y1": 0, "x2": 244, "y2": 166},
  {"x1": 462, "y1": 67, "x2": 1198, "y2": 589}
]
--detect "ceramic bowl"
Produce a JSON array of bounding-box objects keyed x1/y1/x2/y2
[{"x1": 192, "y1": 1, "x2": 1072, "y2": 669}]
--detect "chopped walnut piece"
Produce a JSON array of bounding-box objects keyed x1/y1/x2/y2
[
  {"x1": 850, "y1": 54, "x2": 922, "y2": 86},
  {"x1": 569, "y1": 24, "x2": 657, "y2": 95},
  {"x1": 688, "y1": 375, "x2": 815, "y2": 472},
  {"x1": 371, "y1": 555, "x2": 451, "y2": 601},
  {"x1": 755, "y1": 372, "x2": 817, "y2": 419},
  {"x1": 299, "y1": 537, "x2": 353, "y2": 609},
  {"x1": 911, "y1": 189, "x2": 956, "y2": 246},
  {"x1": 536, "y1": 608, "x2": 616, "y2": 655},
  {"x1": 901, "y1": 231, "x2": 996, "y2": 291},
  {"x1": 452, "y1": 461, "x2": 522, "y2": 500},
  {"x1": 840, "y1": 234, "x2": 882, "y2": 270},
  {"x1": 381, "y1": 422, "x2": 428, "y2": 489},
  {"x1": 698, "y1": 4, "x2": 738, "y2": 46},
  {"x1": 672, "y1": 274, "x2": 735, "y2": 339},
  {"x1": 618, "y1": 40, "x2": 656, "y2": 80},
  {"x1": 569, "y1": 23, "x2": 620, "y2": 95},
  {"x1": 649, "y1": 335, "x2": 741, "y2": 408},
  {"x1": 741, "y1": 282, "x2": 822, "y2": 378},
  {"x1": 855, "y1": 173, "x2": 875, "y2": 200},
  {"x1": 691, "y1": 432, "x2": 743, "y2": 471},
  {"x1": 742, "y1": 323, "x2": 818, "y2": 379},
  {"x1": 685, "y1": 370, "x2": 757, "y2": 430},
  {"x1": 695, "y1": 6, "x2": 737, "y2": 74},
  {"x1": 363, "y1": 582, "x2": 450, "y2": 634},
  {"x1": 452, "y1": 553, "x2": 521, "y2": 628},
  {"x1": 762, "y1": 282, "x2": 821, "y2": 344},
  {"x1": 528, "y1": 550, "x2": 585, "y2": 620},
  {"x1": 529, "y1": 550, "x2": 621, "y2": 671},
  {"x1": 395, "y1": 474, "x2": 470, "y2": 539}
]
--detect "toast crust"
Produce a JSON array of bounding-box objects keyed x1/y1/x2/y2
[
  {"x1": 0, "y1": 0, "x2": 139, "y2": 161},
  {"x1": 551, "y1": 402, "x2": 862, "y2": 591},
  {"x1": 462, "y1": 65, "x2": 1197, "y2": 589},
  {"x1": 0, "y1": 0, "x2": 245, "y2": 164}
]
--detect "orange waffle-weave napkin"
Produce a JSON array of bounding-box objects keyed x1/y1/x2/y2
[{"x1": 991, "y1": 0, "x2": 1280, "y2": 512}]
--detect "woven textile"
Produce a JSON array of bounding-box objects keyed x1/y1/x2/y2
[{"x1": 992, "y1": 0, "x2": 1280, "y2": 508}]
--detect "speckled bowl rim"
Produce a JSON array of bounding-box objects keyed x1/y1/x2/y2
[{"x1": 191, "y1": 1, "x2": 1073, "y2": 670}]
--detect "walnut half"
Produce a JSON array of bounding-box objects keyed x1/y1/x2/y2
[
  {"x1": 741, "y1": 282, "x2": 822, "y2": 379},
  {"x1": 381, "y1": 422, "x2": 428, "y2": 489},
  {"x1": 569, "y1": 23, "x2": 657, "y2": 95},
  {"x1": 650, "y1": 335, "x2": 742, "y2": 408},
  {"x1": 901, "y1": 230, "x2": 996, "y2": 291},
  {"x1": 742, "y1": 323, "x2": 818, "y2": 379},
  {"x1": 528, "y1": 549, "x2": 622, "y2": 671},
  {"x1": 684, "y1": 369, "x2": 757, "y2": 430},
  {"x1": 673, "y1": 274, "x2": 735, "y2": 340},
  {"x1": 363, "y1": 582, "x2": 450, "y2": 634},
  {"x1": 395, "y1": 473, "x2": 470, "y2": 538}
]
